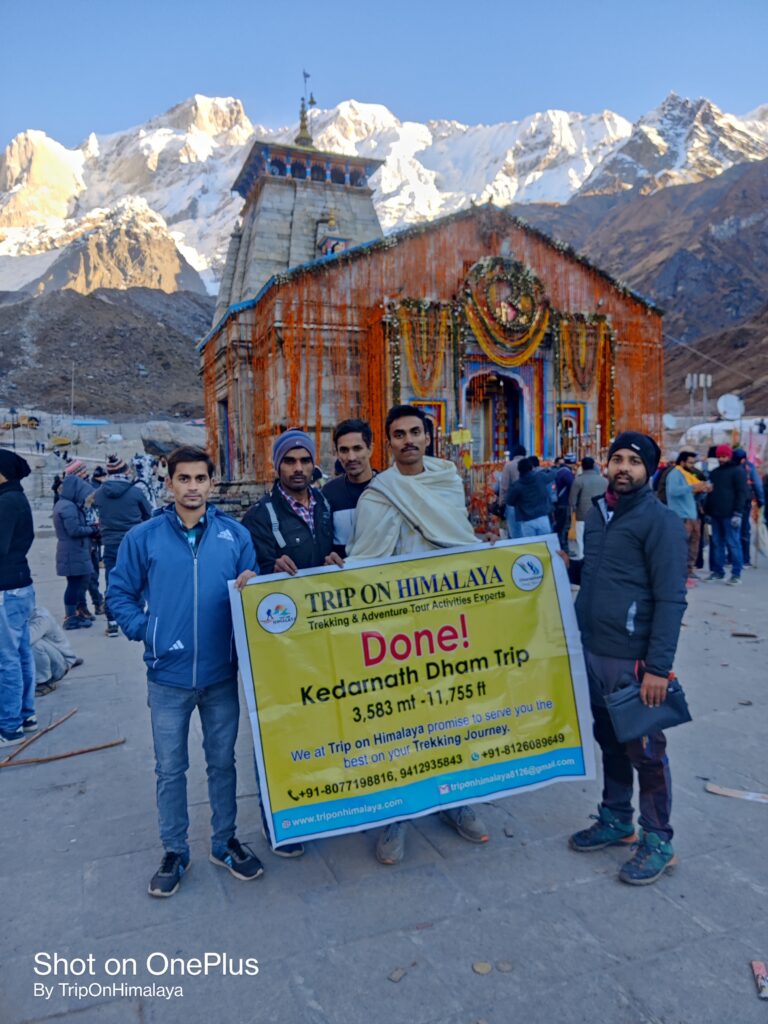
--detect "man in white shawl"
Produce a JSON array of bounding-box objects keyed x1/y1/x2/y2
[{"x1": 347, "y1": 405, "x2": 490, "y2": 864}]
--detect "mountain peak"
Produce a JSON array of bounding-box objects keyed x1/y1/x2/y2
[{"x1": 148, "y1": 95, "x2": 253, "y2": 142}]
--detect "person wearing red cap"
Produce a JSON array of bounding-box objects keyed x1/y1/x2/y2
[{"x1": 704, "y1": 445, "x2": 748, "y2": 584}]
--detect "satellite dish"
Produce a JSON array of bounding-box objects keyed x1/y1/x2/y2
[
  {"x1": 717, "y1": 393, "x2": 744, "y2": 421},
  {"x1": 662, "y1": 413, "x2": 677, "y2": 429}
]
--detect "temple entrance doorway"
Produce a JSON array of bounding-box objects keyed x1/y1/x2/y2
[{"x1": 465, "y1": 373, "x2": 523, "y2": 462}]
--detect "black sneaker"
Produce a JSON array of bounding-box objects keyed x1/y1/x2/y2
[
  {"x1": 105, "y1": 621, "x2": 119, "y2": 637},
  {"x1": 148, "y1": 851, "x2": 189, "y2": 898},
  {"x1": 22, "y1": 716, "x2": 38, "y2": 733},
  {"x1": 0, "y1": 728, "x2": 25, "y2": 746},
  {"x1": 209, "y1": 837, "x2": 264, "y2": 880}
]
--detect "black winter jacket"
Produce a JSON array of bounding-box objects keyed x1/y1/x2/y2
[
  {"x1": 0, "y1": 480, "x2": 34, "y2": 590},
  {"x1": 93, "y1": 477, "x2": 152, "y2": 555},
  {"x1": 242, "y1": 484, "x2": 334, "y2": 574},
  {"x1": 574, "y1": 485, "x2": 687, "y2": 678},
  {"x1": 705, "y1": 462, "x2": 748, "y2": 518},
  {"x1": 505, "y1": 472, "x2": 553, "y2": 522},
  {"x1": 53, "y1": 476, "x2": 95, "y2": 577}
]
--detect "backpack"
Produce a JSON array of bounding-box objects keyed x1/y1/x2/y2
[{"x1": 654, "y1": 465, "x2": 674, "y2": 505}]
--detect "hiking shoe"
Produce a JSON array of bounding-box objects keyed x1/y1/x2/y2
[
  {"x1": 22, "y1": 716, "x2": 38, "y2": 733},
  {"x1": 0, "y1": 728, "x2": 25, "y2": 746},
  {"x1": 148, "y1": 851, "x2": 189, "y2": 898},
  {"x1": 726, "y1": 576, "x2": 742, "y2": 586},
  {"x1": 63, "y1": 616, "x2": 88, "y2": 630},
  {"x1": 618, "y1": 828, "x2": 676, "y2": 885},
  {"x1": 209, "y1": 838, "x2": 264, "y2": 880},
  {"x1": 376, "y1": 822, "x2": 406, "y2": 865},
  {"x1": 105, "y1": 621, "x2": 119, "y2": 637},
  {"x1": 704, "y1": 573, "x2": 725, "y2": 582},
  {"x1": 94, "y1": 602, "x2": 106, "y2": 615},
  {"x1": 77, "y1": 608, "x2": 95, "y2": 621},
  {"x1": 569, "y1": 805, "x2": 636, "y2": 852},
  {"x1": 35, "y1": 680, "x2": 57, "y2": 697},
  {"x1": 440, "y1": 805, "x2": 490, "y2": 843},
  {"x1": 70, "y1": 658, "x2": 84, "y2": 669}
]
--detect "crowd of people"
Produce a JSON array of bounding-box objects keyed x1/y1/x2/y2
[{"x1": 1, "y1": 416, "x2": 764, "y2": 901}]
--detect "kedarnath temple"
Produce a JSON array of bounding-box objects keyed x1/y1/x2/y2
[{"x1": 200, "y1": 99, "x2": 663, "y2": 492}]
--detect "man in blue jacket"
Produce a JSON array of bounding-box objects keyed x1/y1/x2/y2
[
  {"x1": 568, "y1": 432, "x2": 687, "y2": 885},
  {"x1": 108, "y1": 446, "x2": 263, "y2": 897}
]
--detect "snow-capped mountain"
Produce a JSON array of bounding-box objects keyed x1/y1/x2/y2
[
  {"x1": 0, "y1": 92, "x2": 766, "y2": 295},
  {"x1": 579, "y1": 92, "x2": 768, "y2": 195}
]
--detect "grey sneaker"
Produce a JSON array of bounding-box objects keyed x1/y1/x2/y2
[
  {"x1": 376, "y1": 821, "x2": 406, "y2": 864},
  {"x1": 704, "y1": 573, "x2": 725, "y2": 581},
  {"x1": 440, "y1": 805, "x2": 490, "y2": 843},
  {"x1": 726, "y1": 576, "x2": 742, "y2": 586}
]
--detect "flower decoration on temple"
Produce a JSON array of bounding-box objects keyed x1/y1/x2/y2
[
  {"x1": 462, "y1": 258, "x2": 550, "y2": 367},
  {"x1": 557, "y1": 315, "x2": 614, "y2": 395},
  {"x1": 388, "y1": 299, "x2": 454, "y2": 398}
]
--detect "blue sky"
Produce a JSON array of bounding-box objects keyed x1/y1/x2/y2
[{"x1": 1, "y1": 0, "x2": 765, "y2": 147}]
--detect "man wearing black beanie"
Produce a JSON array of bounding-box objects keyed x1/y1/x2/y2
[
  {"x1": 0, "y1": 449, "x2": 37, "y2": 745},
  {"x1": 567, "y1": 432, "x2": 687, "y2": 884}
]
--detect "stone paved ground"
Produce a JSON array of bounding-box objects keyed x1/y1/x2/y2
[{"x1": 2, "y1": 514, "x2": 766, "y2": 1024}]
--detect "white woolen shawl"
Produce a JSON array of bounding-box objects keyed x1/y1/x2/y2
[{"x1": 345, "y1": 456, "x2": 479, "y2": 563}]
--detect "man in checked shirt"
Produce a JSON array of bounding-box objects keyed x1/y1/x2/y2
[{"x1": 241, "y1": 429, "x2": 342, "y2": 859}]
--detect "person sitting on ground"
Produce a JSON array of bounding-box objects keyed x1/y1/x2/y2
[{"x1": 29, "y1": 606, "x2": 84, "y2": 695}]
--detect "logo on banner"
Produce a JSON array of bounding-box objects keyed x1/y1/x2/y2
[
  {"x1": 511, "y1": 554, "x2": 544, "y2": 592},
  {"x1": 257, "y1": 594, "x2": 297, "y2": 634}
]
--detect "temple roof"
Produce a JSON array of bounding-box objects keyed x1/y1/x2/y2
[{"x1": 199, "y1": 203, "x2": 662, "y2": 351}]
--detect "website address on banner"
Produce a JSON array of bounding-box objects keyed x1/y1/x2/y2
[
  {"x1": 285, "y1": 797, "x2": 405, "y2": 829},
  {"x1": 448, "y1": 756, "x2": 578, "y2": 792}
]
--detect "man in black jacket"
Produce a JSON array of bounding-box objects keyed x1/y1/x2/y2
[
  {"x1": 704, "y1": 444, "x2": 748, "y2": 584},
  {"x1": 568, "y1": 432, "x2": 687, "y2": 885},
  {"x1": 505, "y1": 457, "x2": 555, "y2": 537},
  {"x1": 241, "y1": 429, "x2": 341, "y2": 859},
  {"x1": 93, "y1": 455, "x2": 153, "y2": 636},
  {"x1": 0, "y1": 450, "x2": 36, "y2": 745}
]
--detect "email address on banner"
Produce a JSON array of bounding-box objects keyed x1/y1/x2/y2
[
  {"x1": 447, "y1": 756, "x2": 578, "y2": 792},
  {"x1": 283, "y1": 797, "x2": 405, "y2": 830}
]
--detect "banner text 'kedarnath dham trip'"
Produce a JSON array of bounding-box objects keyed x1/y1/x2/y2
[{"x1": 230, "y1": 539, "x2": 594, "y2": 847}]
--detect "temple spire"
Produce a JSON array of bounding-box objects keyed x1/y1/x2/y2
[{"x1": 294, "y1": 96, "x2": 314, "y2": 147}]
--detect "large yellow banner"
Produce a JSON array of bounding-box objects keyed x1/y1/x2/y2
[{"x1": 230, "y1": 538, "x2": 594, "y2": 847}]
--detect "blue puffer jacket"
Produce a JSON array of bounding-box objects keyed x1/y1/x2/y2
[
  {"x1": 53, "y1": 475, "x2": 96, "y2": 577},
  {"x1": 107, "y1": 505, "x2": 258, "y2": 688}
]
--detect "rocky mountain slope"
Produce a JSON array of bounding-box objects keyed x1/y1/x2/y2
[
  {"x1": 509, "y1": 156, "x2": 768, "y2": 344},
  {"x1": 0, "y1": 288, "x2": 213, "y2": 415}
]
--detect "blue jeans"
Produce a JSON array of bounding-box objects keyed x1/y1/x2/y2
[
  {"x1": 0, "y1": 585, "x2": 36, "y2": 735},
  {"x1": 519, "y1": 516, "x2": 552, "y2": 538},
  {"x1": 147, "y1": 679, "x2": 240, "y2": 860},
  {"x1": 710, "y1": 517, "x2": 742, "y2": 578},
  {"x1": 504, "y1": 505, "x2": 520, "y2": 539}
]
